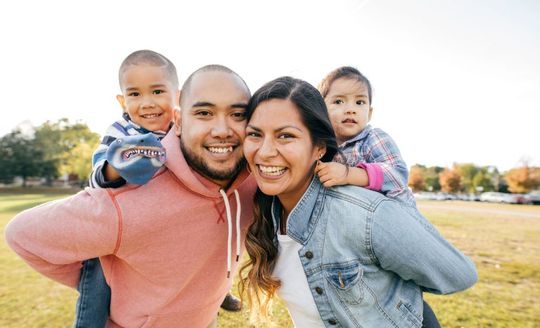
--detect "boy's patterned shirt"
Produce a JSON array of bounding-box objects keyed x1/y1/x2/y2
[{"x1": 333, "y1": 124, "x2": 416, "y2": 205}]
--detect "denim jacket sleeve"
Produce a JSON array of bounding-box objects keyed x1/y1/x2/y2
[
  {"x1": 363, "y1": 129, "x2": 409, "y2": 199},
  {"x1": 370, "y1": 199, "x2": 478, "y2": 294}
]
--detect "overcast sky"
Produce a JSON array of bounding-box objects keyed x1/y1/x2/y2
[{"x1": 1, "y1": 0, "x2": 538, "y2": 171}]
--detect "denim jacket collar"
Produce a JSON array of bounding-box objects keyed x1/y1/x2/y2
[{"x1": 270, "y1": 177, "x2": 324, "y2": 245}]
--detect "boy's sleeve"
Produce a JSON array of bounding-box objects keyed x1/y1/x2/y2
[
  {"x1": 89, "y1": 123, "x2": 128, "y2": 189},
  {"x1": 361, "y1": 129, "x2": 410, "y2": 200},
  {"x1": 370, "y1": 200, "x2": 478, "y2": 294},
  {"x1": 4, "y1": 188, "x2": 120, "y2": 288}
]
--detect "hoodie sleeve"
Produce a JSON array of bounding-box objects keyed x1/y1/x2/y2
[{"x1": 4, "y1": 188, "x2": 120, "y2": 288}]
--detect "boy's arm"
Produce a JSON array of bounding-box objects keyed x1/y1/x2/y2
[
  {"x1": 89, "y1": 124, "x2": 128, "y2": 189},
  {"x1": 90, "y1": 160, "x2": 126, "y2": 189},
  {"x1": 4, "y1": 189, "x2": 120, "y2": 288},
  {"x1": 362, "y1": 129, "x2": 410, "y2": 199},
  {"x1": 371, "y1": 200, "x2": 478, "y2": 294}
]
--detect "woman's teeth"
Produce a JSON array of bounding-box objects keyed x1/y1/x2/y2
[{"x1": 259, "y1": 165, "x2": 286, "y2": 176}]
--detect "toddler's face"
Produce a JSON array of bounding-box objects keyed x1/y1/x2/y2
[
  {"x1": 117, "y1": 65, "x2": 179, "y2": 132},
  {"x1": 324, "y1": 78, "x2": 372, "y2": 144}
]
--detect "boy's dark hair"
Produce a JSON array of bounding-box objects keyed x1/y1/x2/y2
[
  {"x1": 118, "y1": 50, "x2": 179, "y2": 89},
  {"x1": 180, "y1": 64, "x2": 250, "y2": 106},
  {"x1": 318, "y1": 66, "x2": 373, "y2": 104}
]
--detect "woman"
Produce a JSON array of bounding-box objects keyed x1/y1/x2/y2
[{"x1": 240, "y1": 77, "x2": 477, "y2": 327}]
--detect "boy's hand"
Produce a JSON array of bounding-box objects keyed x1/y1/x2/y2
[
  {"x1": 106, "y1": 134, "x2": 166, "y2": 185},
  {"x1": 315, "y1": 161, "x2": 349, "y2": 187}
]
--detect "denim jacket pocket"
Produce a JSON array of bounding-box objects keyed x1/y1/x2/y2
[
  {"x1": 324, "y1": 261, "x2": 364, "y2": 305},
  {"x1": 396, "y1": 300, "x2": 422, "y2": 328}
]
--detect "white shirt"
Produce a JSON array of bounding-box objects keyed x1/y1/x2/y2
[{"x1": 273, "y1": 234, "x2": 326, "y2": 328}]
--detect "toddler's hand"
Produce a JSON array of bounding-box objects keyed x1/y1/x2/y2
[
  {"x1": 315, "y1": 162, "x2": 349, "y2": 187},
  {"x1": 106, "y1": 134, "x2": 166, "y2": 185}
]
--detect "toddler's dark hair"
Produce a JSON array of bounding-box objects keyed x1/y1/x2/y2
[{"x1": 318, "y1": 66, "x2": 372, "y2": 104}]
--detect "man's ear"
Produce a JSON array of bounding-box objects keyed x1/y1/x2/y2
[
  {"x1": 174, "y1": 107, "x2": 182, "y2": 137},
  {"x1": 175, "y1": 90, "x2": 181, "y2": 107},
  {"x1": 368, "y1": 106, "x2": 374, "y2": 121},
  {"x1": 116, "y1": 95, "x2": 127, "y2": 111}
]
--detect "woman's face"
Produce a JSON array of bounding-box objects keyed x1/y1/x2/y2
[{"x1": 244, "y1": 99, "x2": 324, "y2": 208}]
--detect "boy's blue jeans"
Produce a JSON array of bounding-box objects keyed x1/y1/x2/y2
[{"x1": 74, "y1": 258, "x2": 110, "y2": 328}]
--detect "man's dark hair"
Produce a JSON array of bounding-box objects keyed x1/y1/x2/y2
[{"x1": 180, "y1": 65, "x2": 250, "y2": 106}]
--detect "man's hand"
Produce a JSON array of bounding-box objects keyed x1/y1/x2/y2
[
  {"x1": 106, "y1": 134, "x2": 166, "y2": 185},
  {"x1": 315, "y1": 161, "x2": 349, "y2": 187}
]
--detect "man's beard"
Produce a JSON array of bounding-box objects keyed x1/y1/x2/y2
[{"x1": 180, "y1": 139, "x2": 245, "y2": 183}]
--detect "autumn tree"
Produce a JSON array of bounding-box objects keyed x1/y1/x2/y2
[
  {"x1": 408, "y1": 165, "x2": 426, "y2": 192},
  {"x1": 505, "y1": 166, "x2": 540, "y2": 193},
  {"x1": 424, "y1": 166, "x2": 444, "y2": 191},
  {"x1": 439, "y1": 166, "x2": 462, "y2": 193},
  {"x1": 455, "y1": 163, "x2": 478, "y2": 193}
]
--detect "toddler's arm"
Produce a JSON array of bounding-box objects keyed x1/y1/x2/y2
[
  {"x1": 360, "y1": 128, "x2": 410, "y2": 199},
  {"x1": 316, "y1": 161, "x2": 369, "y2": 188}
]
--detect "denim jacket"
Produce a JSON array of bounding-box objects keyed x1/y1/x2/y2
[{"x1": 271, "y1": 177, "x2": 477, "y2": 328}]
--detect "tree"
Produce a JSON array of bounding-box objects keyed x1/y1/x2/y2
[
  {"x1": 408, "y1": 165, "x2": 426, "y2": 192},
  {"x1": 505, "y1": 166, "x2": 540, "y2": 193},
  {"x1": 1, "y1": 119, "x2": 100, "y2": 186},
  {"x1": 0, "y1": 130, "x2": 55, "y2": 186},
  {"x1": 34, "y1": 119, "x2": 100, "y2": 184},
  {"x1": 424, "y1": 166, "x2": 444, "y2": 192},
  {"x1": 455, "y1": 163, "x2": 479, "y2": 193},
  {"x1": 439, "y1": 166, "x2": 462, "y2": 193},
  {"x1": 62, "y1": 139, "x2": 100, "y2": 184}
]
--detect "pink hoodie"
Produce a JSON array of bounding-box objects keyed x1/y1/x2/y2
[{"x1": 5, "y1": 131, "x2": 256, "y2": 327}]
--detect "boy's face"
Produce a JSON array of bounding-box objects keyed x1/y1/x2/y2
[
  {"x1": 117, "y1": 64, "x2": 179, "y2": 132},
  {"x1": 324, "y1": 78, "x2": 373, "y2": 144},
  {"x1": 179, "y1": 71, "x2": 250, "y2": 188}
]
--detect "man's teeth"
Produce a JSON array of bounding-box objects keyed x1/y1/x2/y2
[
  {"x1": 208, "y1": 146, "x2": 233, "y2": 153},
  {"x1": 259, "y1": 165, "x2": 286, "y2": 176}
]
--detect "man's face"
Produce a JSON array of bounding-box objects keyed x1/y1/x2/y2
[{"x1": 179, "y1": 71, "x2": 250, "y2": 187}]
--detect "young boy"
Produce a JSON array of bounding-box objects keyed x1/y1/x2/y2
[{"x1": 76, "y1": 49, "x2": 180, "y2": 328}]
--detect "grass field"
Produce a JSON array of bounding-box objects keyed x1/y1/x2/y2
[{"x1": 1, "y1": 191, "x2": 539, "y2": 327}]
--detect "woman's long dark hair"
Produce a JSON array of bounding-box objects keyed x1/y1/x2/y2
[{"x1": 239, "y1": 77, "x2": 338, "y2": 324}]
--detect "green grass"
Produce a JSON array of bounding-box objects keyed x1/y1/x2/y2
[{"x1": 1, "y1": 194, "x2": 539, "y2": 327}]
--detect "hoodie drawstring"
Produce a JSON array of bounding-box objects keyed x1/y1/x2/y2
[{"x1": 219, "y1": 189, "x2": 242, "y2": 278}]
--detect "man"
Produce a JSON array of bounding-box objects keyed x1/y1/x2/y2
[{"x1": 5, "y1": 65, "x2": 256, "y2": 327}]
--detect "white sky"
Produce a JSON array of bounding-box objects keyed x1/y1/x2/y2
[{"x1": 1, "y1": 0, "x2": 538, "y2": 172}]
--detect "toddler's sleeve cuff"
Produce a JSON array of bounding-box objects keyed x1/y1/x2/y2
[{"x1": 357, "y1": 163, "x2": 383, "y2": 191}]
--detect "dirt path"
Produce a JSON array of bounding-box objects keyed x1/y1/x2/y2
[{"x1": 418, "y1": 203, "x2": 540, "y2": 219}]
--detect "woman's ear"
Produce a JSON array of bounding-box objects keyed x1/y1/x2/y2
[{"x1": 316, "y1": 144, "x2": 327, "y2": 160}]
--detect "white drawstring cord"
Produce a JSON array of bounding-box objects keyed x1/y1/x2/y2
[
  {"x1": 234, "y1": 190, "x2": 241, "y2": 262},
  {"x1": 220, "y1": 189, "x2": 233, "y2": 278}
]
